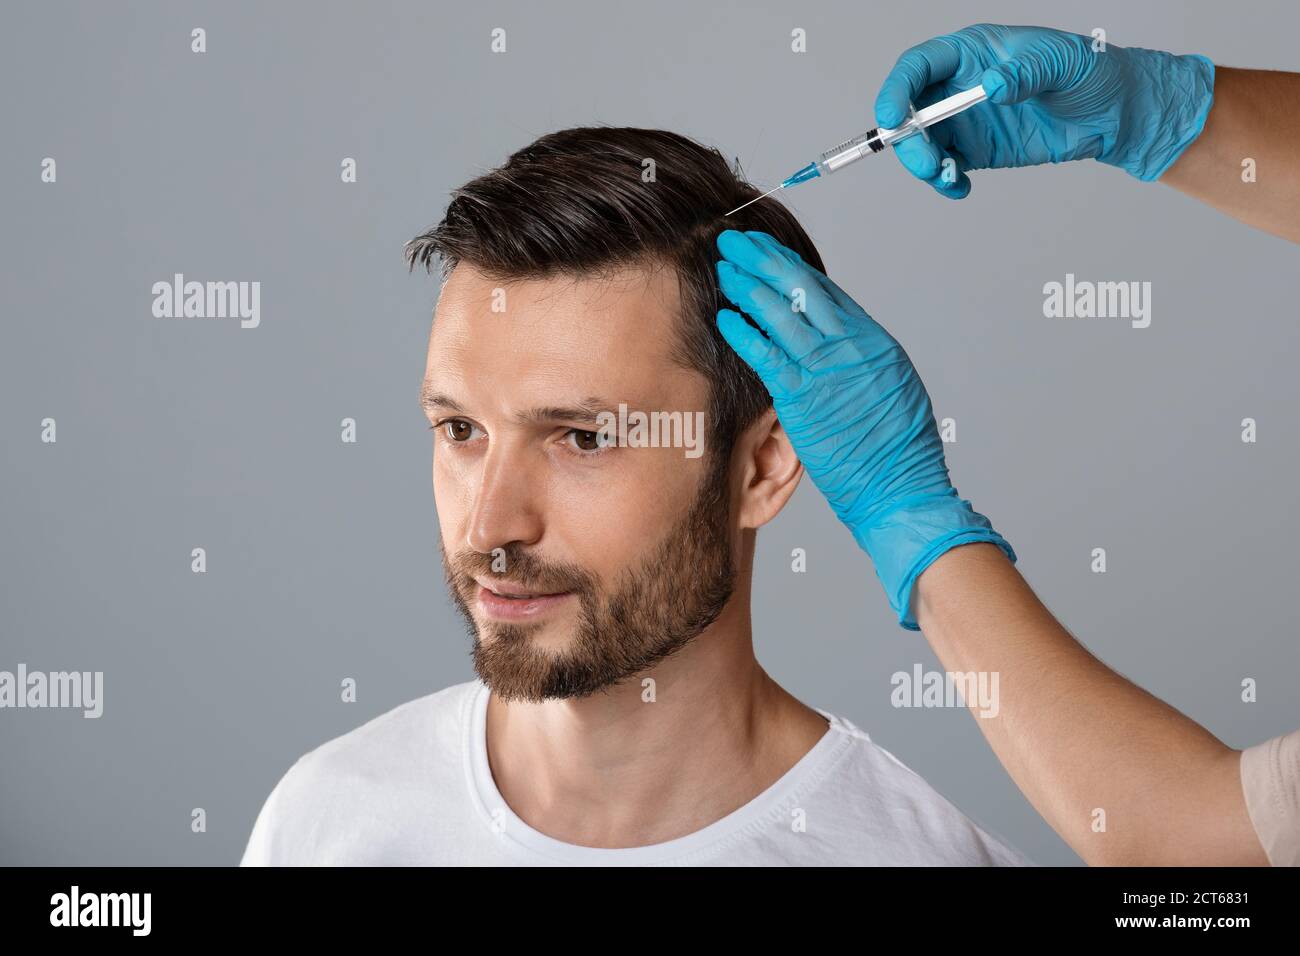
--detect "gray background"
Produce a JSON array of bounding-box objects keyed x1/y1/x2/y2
[{"x1": 3, "y1": 0, "x2": 1297, "y2": 866}]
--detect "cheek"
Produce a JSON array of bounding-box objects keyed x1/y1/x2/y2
[
  {"x1": 429, "y1": 442, "x2": 709, "y2": 569},
  {"x1": 548, "y1": 451, "x2": 705, "y2": 572},
  {"x1": 432, "y1": 447, "x2": 474, "y2": 537}
]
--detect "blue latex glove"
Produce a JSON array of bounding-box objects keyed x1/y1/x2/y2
[
  {"x1": 874, "y1": 23, "x2": 1215, "y2": 197},
  {"x1": 715, "y1": 229, "x2": 1015, "y2": 630}
]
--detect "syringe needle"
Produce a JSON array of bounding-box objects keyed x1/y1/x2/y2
[{"x1": 723, "y1": 183, "x2": 784, "y2": 217}]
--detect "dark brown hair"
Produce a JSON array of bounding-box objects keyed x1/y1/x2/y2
[{"x1": 405, "y1": 125, "x2": 826, "y2": 465}]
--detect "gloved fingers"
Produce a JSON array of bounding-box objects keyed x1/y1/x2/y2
[
  {"x1": 892, "y1": 131, "x2": 971, "y2": 197},
  {"x1": 927, "y1": 144, "x2": 973, "y2": 198},
  {"x1": 716, "y1": 230, "x2": 842, "y2": 337},
  {"x1": 715, "y1": 308, "x2": 806, "y2": 397},
  {"x1": 935, "y1": 170, "x2": 972, "y2": 199},
  {"x1": 716, "y1": 259, "x2": 822, "y2": 359},
  {"x1": 745, "y1": 229, "x2": 807, "y2": 265},
  {"x1": 743, "y1": 231, "x2": 904, "y2": 356},
  {"x1": 745, "y1": 231, "x2": 846, "y2": 324},
  {"x1": 806, "y1": 266, "x2": 875, "y2": 321},
  {"x1": 874, "y1": 35, "x2": 963, "y2": 129},
  {"x1": 892, "y1": 134, "x2": 951, "y2": 185},
  {"x1": 980, "y1": 34, "x2": 1087, "y2": 105},
  {"x1": 746, "y1": 231, "x2": 870, "y2": 325}
]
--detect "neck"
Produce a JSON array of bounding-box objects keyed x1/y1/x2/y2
[{"x1": 484, "y1": 591, "x2": 830, "y2": 848}]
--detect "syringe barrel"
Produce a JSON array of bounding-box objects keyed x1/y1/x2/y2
[
  {"x1": 880, "y1": 84, "x2": 989, "y2": 148},
  {"x1": 806, "y1": 84, "x2": 987, "y2": 179},
  {"x1": 816, "y1": 129, "x2": 888, "y2": 174}
]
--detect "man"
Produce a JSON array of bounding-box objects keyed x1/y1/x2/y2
[{"x1": 239, "y1": 126, "x2": 1028, "y2": 866}]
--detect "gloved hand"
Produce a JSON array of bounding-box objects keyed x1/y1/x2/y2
[
  {"x1": 715, "y1": 229, "x2": 1016, "y2": 630},
  {"x1": 874, "y1": 23, "x2": 1215, "y2": 197}
]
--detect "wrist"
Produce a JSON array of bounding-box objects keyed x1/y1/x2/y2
[
  {"x1": 1105, "y1": 48, "x2": 1216, "y2": 181},
  {"x1": 852, "y1": 492, "x2": 1016, "y2": 631}
]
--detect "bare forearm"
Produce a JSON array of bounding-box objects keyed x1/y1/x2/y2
[
  {"x1": 1160, "y1": 66, "x2": 1300, "y2": 243},
  {"x1": 912, "y1": 542, "x2": 1267, "y2": 865}
]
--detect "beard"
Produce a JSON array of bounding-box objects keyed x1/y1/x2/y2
[{"x1": 439, "y1": 450, "x2": 737, "y2": 703}]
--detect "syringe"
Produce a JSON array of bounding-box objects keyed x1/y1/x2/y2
[{"x1": 724, "y1": 84, "x2": 988, "y2": 216}]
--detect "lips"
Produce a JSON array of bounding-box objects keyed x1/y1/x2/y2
[
  {"x1": 473, "y1": 577, "x2": 565, "y2": 599},
  {"x1": 473, "y1": 579, "x2": 575, "y2": 621}
]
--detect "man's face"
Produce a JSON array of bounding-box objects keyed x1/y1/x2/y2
[{"x1": 424, "y1": 262, "x2": 737, "y2": 703}]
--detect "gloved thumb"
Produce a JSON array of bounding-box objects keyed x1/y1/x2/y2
[{"x1": 981, "y1": 48, "x2": 1075, "y2": 105}]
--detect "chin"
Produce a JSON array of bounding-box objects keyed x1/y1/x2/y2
[{"x1": 474, "y1": 618, "x2": 556, "y2": 646}]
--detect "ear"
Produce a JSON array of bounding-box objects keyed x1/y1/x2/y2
[{"x1": 734, "y1": 407, "x2": 804, "y2": 530}]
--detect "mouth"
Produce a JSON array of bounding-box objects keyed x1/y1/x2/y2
[{"x1": 473, "y1": 578, "x2": 575, "y2": 620}]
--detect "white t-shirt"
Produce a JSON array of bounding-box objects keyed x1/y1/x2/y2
[{"x1": 240, "y1": 678, "x2": 1032, "y2": 866}]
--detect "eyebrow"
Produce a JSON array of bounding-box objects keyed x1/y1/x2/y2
[{"x1": 420, "y1": 387, "x2": 621, "y2": 428}]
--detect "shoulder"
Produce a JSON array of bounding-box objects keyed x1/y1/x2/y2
[
  {"x1": 814, "y1": 709, "x2": 1034, "y2": 866},
  {"x1": 288, "y1": 679, "x2": 476, "y2": 782},
  {"x1": 239, "y1": 679, "x2": 481, "y2": 865}
]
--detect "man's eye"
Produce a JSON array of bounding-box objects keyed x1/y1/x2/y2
[
  {"x1": 566, "y1": 429, "x2": 614, "y2": 453},
  {"x1": 439, "y1": 419, "x2": 481, "y2": 442}
]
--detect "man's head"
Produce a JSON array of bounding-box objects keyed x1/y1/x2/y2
[{"x1": 407, "y1": 126, "x2": 824, "y2": 703}]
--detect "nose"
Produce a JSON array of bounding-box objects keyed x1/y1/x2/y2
[{"x1": 464, "y1": 439, "x2": 545, "y2": 557}]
